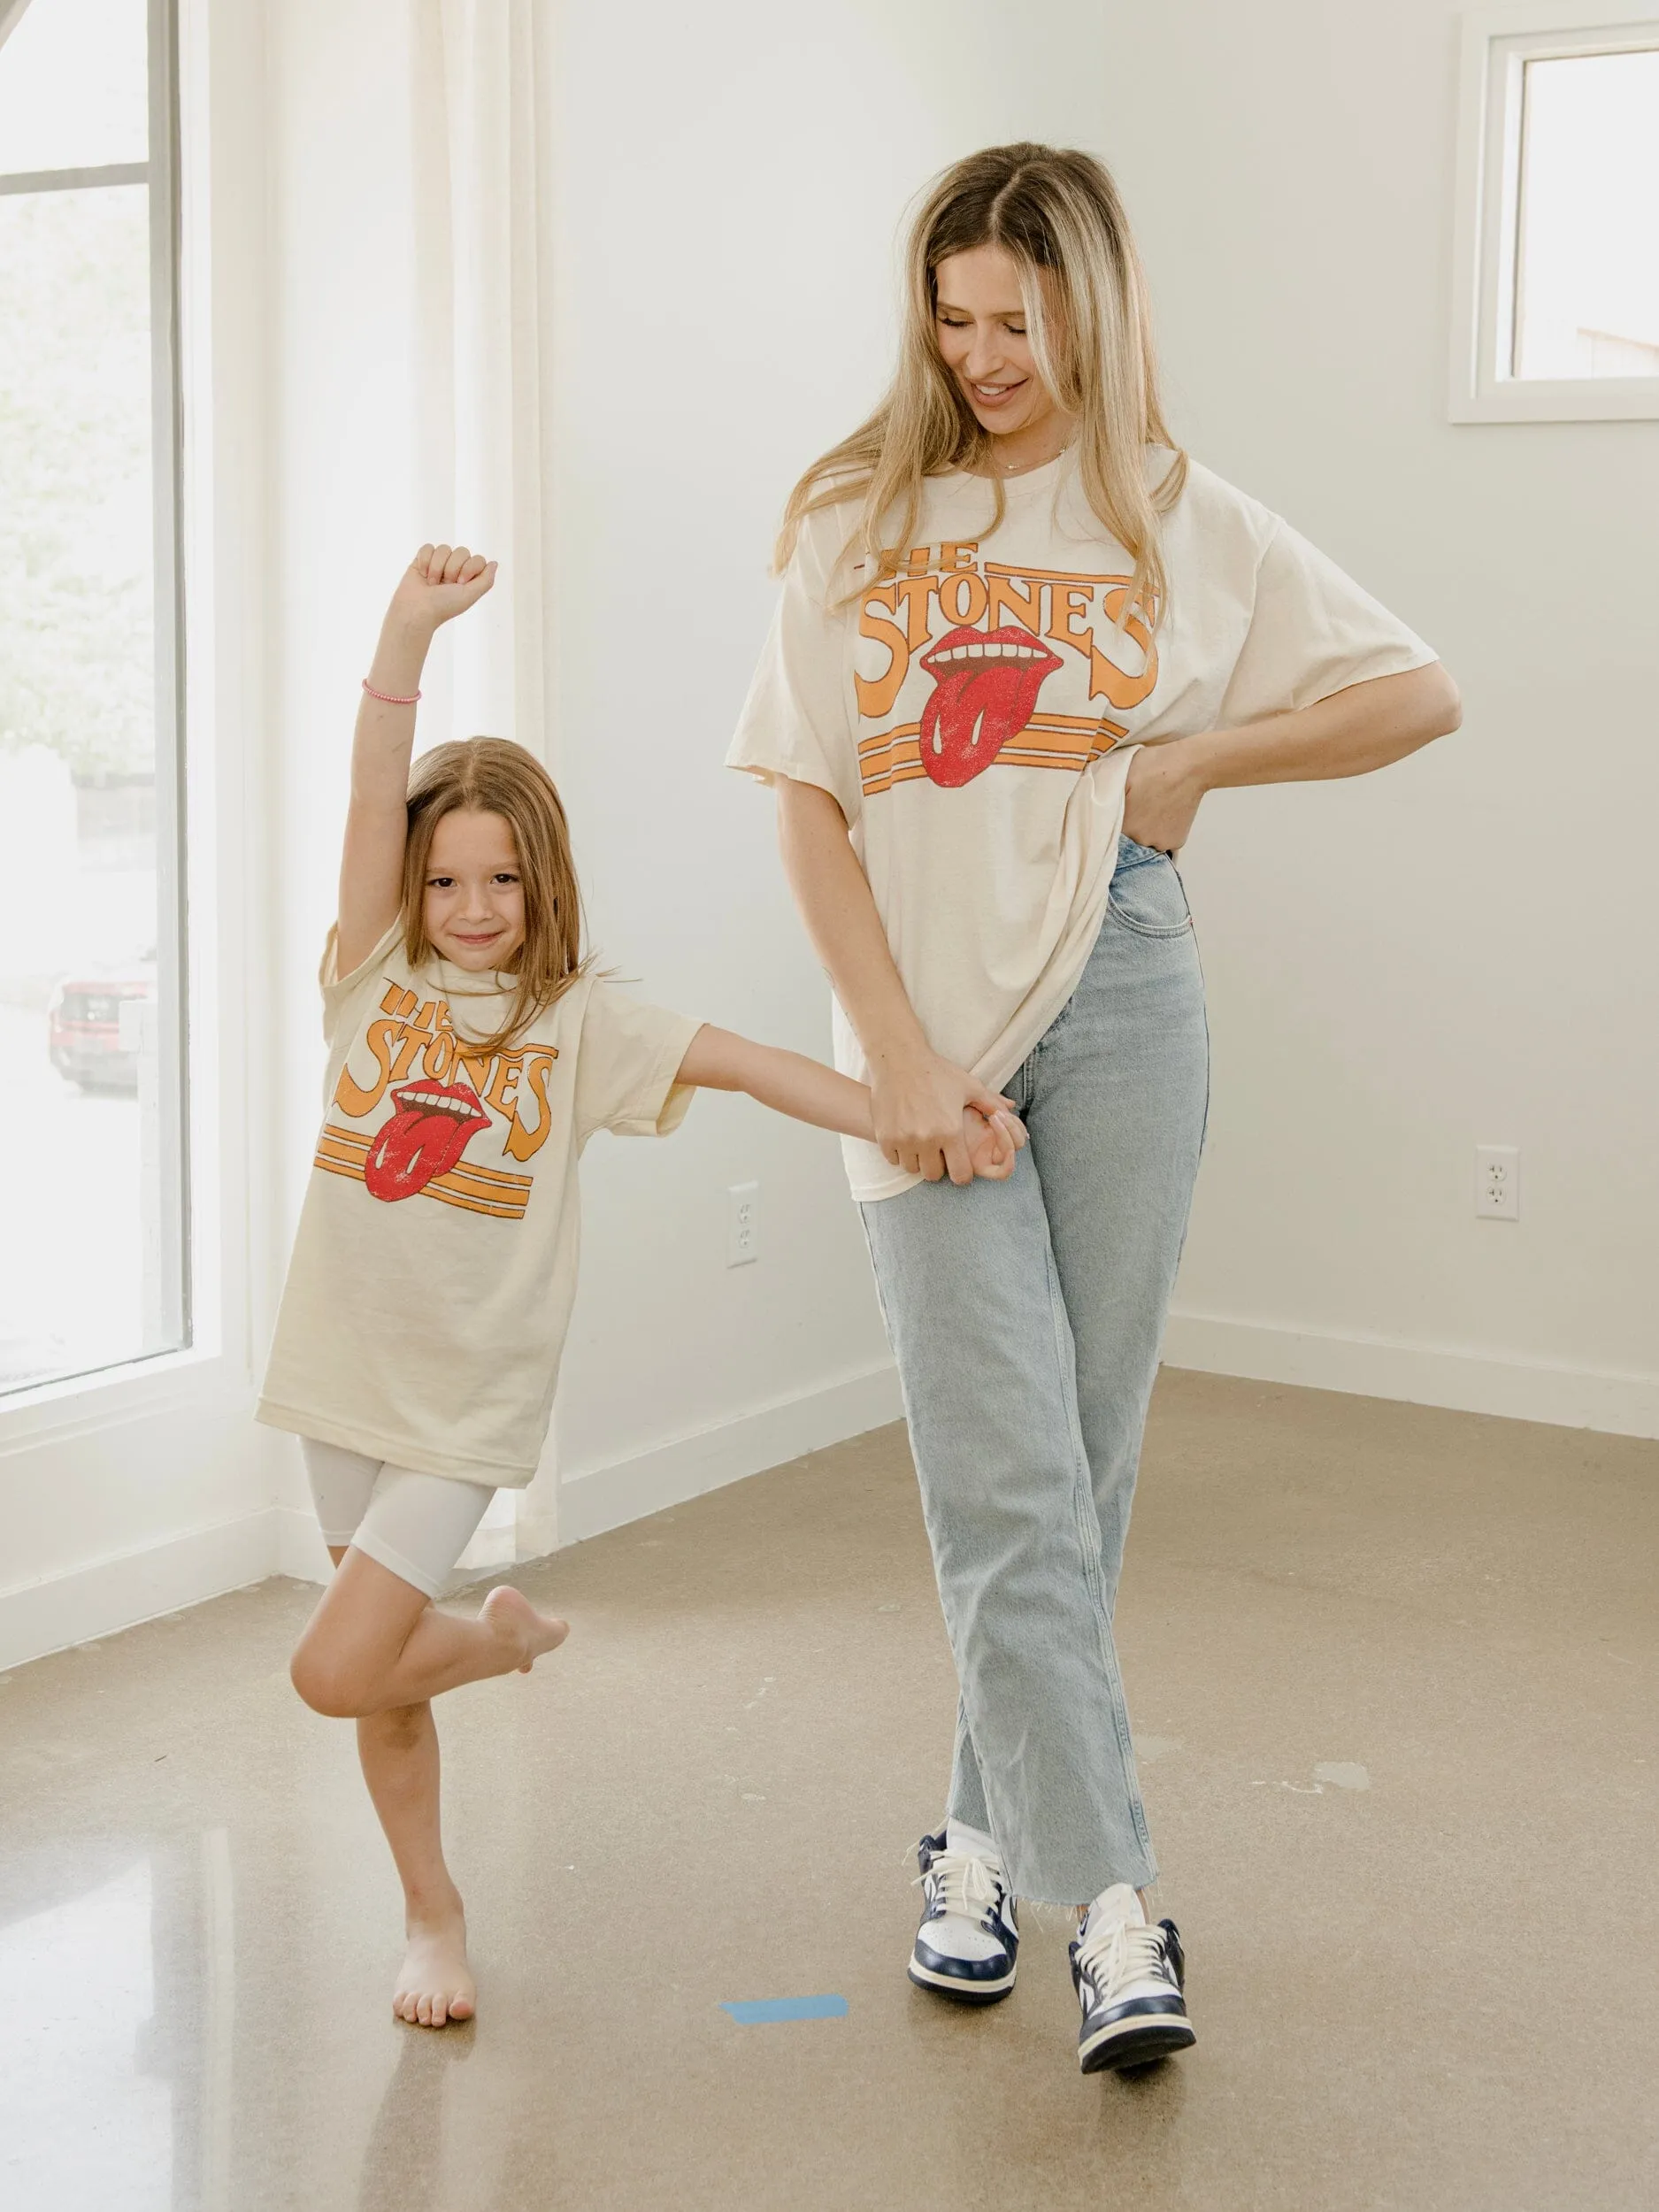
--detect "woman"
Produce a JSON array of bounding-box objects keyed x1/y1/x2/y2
[{"x1": 727, "y1": 143, "x2": 1458, "y2": 2076}]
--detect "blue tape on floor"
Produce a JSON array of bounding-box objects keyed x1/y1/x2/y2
[{"x1": 720, "y1": 1994, "x2": 849, "y2": 2024}]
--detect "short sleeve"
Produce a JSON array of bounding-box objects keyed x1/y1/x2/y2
[
  {"x1": 574, "y1": 985, "x2": 703, "y2": 1143},
  {"x1": 319, "y1": 920, "x2": 401, "y2": 1045},
  {"x1": 725, "y1": 503, "x2": 864, "y2": 820},
  {"x1": 1216, "y1": 518, "x2": 1437, "y2": 727}
]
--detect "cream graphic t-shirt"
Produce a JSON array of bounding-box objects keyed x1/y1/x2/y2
[
  {"x1": 726, "y1": 450, "x2": 1435, "y2": 1202},
  {"x1": 257, "y1": 928, "x2": 701, "y2": 1487}
]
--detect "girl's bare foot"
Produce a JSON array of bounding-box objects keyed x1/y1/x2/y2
[
  {"x1": 394, "y1": 1897, "x2": 476, "y2": 2028},
  {"x1": 479, "y1": 1582, "x2": 569, "y2": 1673}
]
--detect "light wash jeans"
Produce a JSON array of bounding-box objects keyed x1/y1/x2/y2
[{"x1": 861, "y1": 834, "x2": 1209, "y2": 1905}]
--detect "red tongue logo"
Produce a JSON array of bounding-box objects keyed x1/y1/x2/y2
[
  {"x1": 918, "y1": 625, "x2": 1062, "y2": 787},
  {"x1": 365, "y1": 1081, "x2": 490, "y2": 1202}
]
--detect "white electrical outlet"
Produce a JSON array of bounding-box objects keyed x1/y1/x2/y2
[
  {"x1": 1474, "y1": 1145, "x2": 1519, "y2": 1221},
  {"x1": 727, "y1": 1181, "x2": 760, "y2": 1266}
]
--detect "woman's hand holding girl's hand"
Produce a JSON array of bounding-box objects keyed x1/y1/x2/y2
[
  {"x1": 871, "y1": 1046, "x2": 1020, "y2": 1187},
  {"x1": 1122, "y1": 735, "x2": 1211, "y2": 855},
  {"x1": 386, "y1": 544, "x2": 498, "y2": 636}
]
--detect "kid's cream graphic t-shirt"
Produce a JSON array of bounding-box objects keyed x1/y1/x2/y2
[
  {"x1": 726, "y1": 450, "x2": 1436, "y2": 1202},
  {"x1": 257, "y1": 927, "x2": 701, "y2": 1488}
]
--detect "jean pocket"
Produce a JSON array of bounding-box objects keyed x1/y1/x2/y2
[{"x1": 1106, "y1": 849, "x2": 1193, "y2": 937}]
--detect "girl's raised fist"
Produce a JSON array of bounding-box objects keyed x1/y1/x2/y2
[{"x1": 388, "y1": 544, "x2": 497, "y2": 633}]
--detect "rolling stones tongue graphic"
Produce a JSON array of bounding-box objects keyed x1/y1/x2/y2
[
  {"x1": 918, "y1": 625, "x2": 1063, "y2": 787},
  {"x1": 364, "y1": 1081, "x2": 490, "y2": 1202}
]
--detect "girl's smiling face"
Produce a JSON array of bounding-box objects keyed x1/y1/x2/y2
[
  {"x1": 423, "y1": 807, "x2": 526, "y2": 972},
  {"x1": 933, "y1": 242, "x2": 1069, "y2": 444}
]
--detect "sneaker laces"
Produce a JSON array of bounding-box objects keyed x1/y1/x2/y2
[
  {"x1": 916, "y1": 1850, "x2": 1003, "y2": 1924},
  {"x1": 1076, "y1": 1915, "x2": 1170, "y2": 1996}
]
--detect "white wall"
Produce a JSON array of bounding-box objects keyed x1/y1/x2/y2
[
  {"x1": 1090, "y1": 0, "x2": 1659, "y2": 1429},
  {"x1": 543, "y1": 0, "x2": 1134, "y2": 1506}
]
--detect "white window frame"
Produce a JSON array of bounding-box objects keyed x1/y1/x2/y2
[
  {"x1": 1450, "y1": 0, "x2": 1659, "y2": 422},
  {"x1": 0, "y1": 0, "x2": 194, "y2": 1402},
  {"x1": 0, "y1": 0, "x2": 262, "y2": 1448}
]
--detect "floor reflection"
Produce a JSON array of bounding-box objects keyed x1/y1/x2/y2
[
  {"x1": 0, "y1": 1856, "x2": 173, "y2": 2207},
  {"x1": 355, "y1": 2024, "x2": 474, "y2": 2212},
  {"x1": 0, "y1": 1828, "x2": 234, "y2": 2212}
]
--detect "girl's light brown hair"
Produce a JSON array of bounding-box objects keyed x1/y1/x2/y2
[
  {"x1": 777, "y1": 142, "x2": 1187, "y2": 624},
  {"x1": 401, "y1": 737, "x2": 588, "y2": 1056}
]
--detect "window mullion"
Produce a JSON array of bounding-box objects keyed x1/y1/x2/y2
[
  {"x1": 0, "y1": 160, "x2": 150, "y2": 195},
  {"x1": 146, "y1": 0, "x2": 189, "y2": 1357}
]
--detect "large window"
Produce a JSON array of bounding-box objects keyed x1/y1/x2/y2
[
  {"x1": 0, "y1": 0, "x2": 187, "y2": 1393},
  {"x1": 1451, "y1": 2, "x2": 1659, "y2": 421}
]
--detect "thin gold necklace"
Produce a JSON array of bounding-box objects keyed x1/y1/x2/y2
[{"x1": 993, "y1": 435, "x2": 1072, "y2": 475}]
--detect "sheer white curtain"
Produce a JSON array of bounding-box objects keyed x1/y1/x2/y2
[{"x1": 409, "y1": 0, "x2": 561, "y2": 1570}]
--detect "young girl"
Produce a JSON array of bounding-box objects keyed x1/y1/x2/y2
[{"x1": 257, "y1": 544, "x2": 1023, "y2": 2028}]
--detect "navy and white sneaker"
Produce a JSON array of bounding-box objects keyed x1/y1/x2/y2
[
  {"x1": 1070, "y1": 1885, "x2": 1196, "y2": 2072},
  {"x1": 908, "y1": 1827, "x2": 1019, "y2": 2003}
]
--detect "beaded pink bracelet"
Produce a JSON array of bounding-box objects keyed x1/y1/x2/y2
[{"x1": 362, "y1": 678, "x2": 421, "y2": 706}]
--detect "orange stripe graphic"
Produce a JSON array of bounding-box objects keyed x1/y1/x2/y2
[
  {"x1": 318, "y1": 1123, "x2": 533, "y2": 1194},
  {"x1": 434, "y1": 1173, "x2": 531, "y2": 1210},
  {"x1": 425, "y1": 1181, "x2": 526, "y2": 1219},
  {"x1": 858, "y1": 719, "x2": 921, "y2": 759},
  {"x1": 315, "y1": 1153, "x2": 367, "y2": 1184},
  {"x1": 858, "y1": 713, "x2": 1125, "y2": 761},
  {"x1": 313, "y1": 1123, "x2": 534, "y2": 1219},
  {"x1": 432, "y1": 1161, "x2": 531, "y2": 1194},
  {"x1": 859, "y1": 721, "x2": 1125, "y2": 795},
  {"x1": 982, "y1": 560, "x2": 1144, "y2": 592}
]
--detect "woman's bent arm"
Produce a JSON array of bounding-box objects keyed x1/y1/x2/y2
[
  {"x1": 773, "y1": 777, "x2": 1018, "y2": 1187},
  {"x1": 1123, "y1": 661, "x2": 1461, "y2": 856}
]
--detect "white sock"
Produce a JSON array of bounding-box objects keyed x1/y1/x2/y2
[
  {"x1": 926, "y1": 1817, "x2": 1010, "y2": 1964},
  {"x1": 1081, "y1": 1881, "x2": 1146, "y2": 1939},
  {"x1": 944, "y1": 1816, "x2": 1001, "y2": 1867}
]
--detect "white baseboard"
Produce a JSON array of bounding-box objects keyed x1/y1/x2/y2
[
  {"x1": 0, "y1": 1508, "x2": 281, "y2": 1676},
  {"x1": 0, "y1": 1365, "x2": 907, "y2": 1673},
  {"x1": 276, "y1": 1502, "x2": 333, "y2": 1586},
  {"x1": 7, "y1": 1321, "x2": 1647, "y2": 1678},
  {"x1": 557, "y1": 1360, "x2": 905, "y2": 1548},
  {"x1": 1163, "y1": 1310, "x2": 1659, "y2": 1439}
]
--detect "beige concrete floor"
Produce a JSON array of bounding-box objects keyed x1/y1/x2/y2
[{"x1": 2, "y1": 1369, "x2": 1656, "y2": 2212}]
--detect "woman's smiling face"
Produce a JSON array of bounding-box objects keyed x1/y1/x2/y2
[{"x1": 933, "y1": 242, "x2": 1065, "y2": 442}]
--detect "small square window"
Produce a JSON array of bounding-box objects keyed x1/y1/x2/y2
[{"x1": 1451, "y1": 4, "x2": 1659, "y2": 422}]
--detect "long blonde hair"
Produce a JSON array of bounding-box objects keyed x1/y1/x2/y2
[
  {"x1": 777, "y1": 142, "x2": 1186, "y2": 621},
  {"x1": 401, "y1": 737, "x2": 588, "y2": 1056}
]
